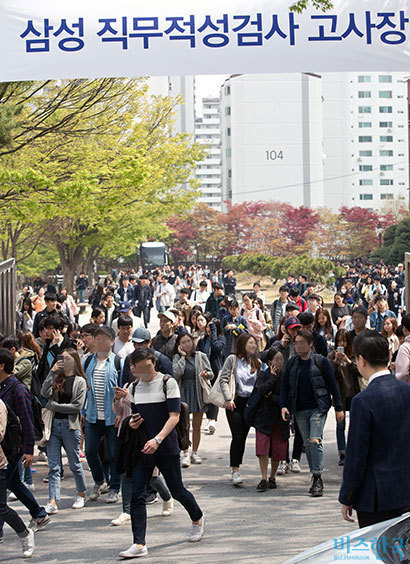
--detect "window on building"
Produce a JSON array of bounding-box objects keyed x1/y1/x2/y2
[
  {"x1": 359, "y1": 150, "x2": 372, "y2": 157},
  {"x1": 360, "y1": 194, "x2": 373, "y2": 200},
  {"x1": 380, "y1": 179, "x2": 394, "y2": 185},
  {"x1": 381, "y1": 194, "x2": 394, "y2": 200},
  {"x1": 380, "y1": 150, "x2": 393, "y2": 156},
  {"x1": 359, "y1": 122, "x2": 372, "y2": 128},
  {"x1": 360, "y1": 179, "x2": 373, "y2": 186},
  {"x1": 225, "y1": 85, "x2": 231, "y2": 95},
  {"x1": 379, "y1": 91, "x2": 393, "y2": 98},
  {"x1": 359, "y1": 165, "x2": 373, "y2": 171},
  {"x1": 359, "y1": 106, "x2": 371, "y2": 113},
  {"x1": 380, "y1": 165, "x2": 393, "y2": 171},
  {"x1": 379, "y1": 106, "x2": 393, "y2": 113},
  {"x1": 226, "y1": 107, "x2": 231, "y2": 116},
  {"x1": 228, "y1": 169, "x2": 232, "y2": 178},
  {"x1": 380, "y1": 136, "x2": 393, "y2": 142},
  {"x1": 227, "y1": 128, "x2": 231, "y2": 136},
  {"x1": 358, "y1": 75, "x2": 371, "y2": 82},
  {"x1": 358, "y1": 91, "x2": 371, "y2": 98},
  {"x1": 226, "y1": 148, "x2": 231, "y2": 157},
  {"x1": 379, "y1": 121, "x2": 393, "y2": 128},
  {"x1": 379, "y1": 75, "x2": 392, "y2": 83},
  {"x1": 359, "y1": 136, "x2": 372, "y2": 142}
]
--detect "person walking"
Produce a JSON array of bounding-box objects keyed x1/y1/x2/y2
[
  {"x1": 220, "y1": 333, "x2": 261, "y2": 487},
  {"x1": 339, "y1": 332, "x2": 410, "y2": 528},
  {"x1": 41, "y1": 349, "x2": 88, "y2": 513},
  {"x1": 173, "y1": 333, "x2": 213, "y2": 467},
  {"x1": 280, "y1": 330, "x2": 344, "y2": 497},
  {"x1": 0, "y1": 397, "x2": 35, "y2": 557},
  {"x1": 119, "y1": 347, "x2": 205, "y2": 559}
]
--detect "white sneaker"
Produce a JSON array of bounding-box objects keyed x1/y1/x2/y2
[
  {"x1": 119, "y1": 544, "x2": 148, "y2": 558},
  {"x1": 181, "y1": 454, "x2": 190, "y2": 468},
  {"x1": 290, "y1": 459, "x2": 301, "y2": 473},
  {"x1": 232, "y1": 471, "x2": 243, "y2": 486},
  {"x1": 106, "y1": 490, "x2": 120, "y2": 504},
  {"x1": 23, "y1": 482, "x2": 35, "y2": 492},
  {"x1": 191, "y1": 452, "x2": 201, "y2": 464},
  {"x1": 277, "y1": 461, "x2": 290, "y2": 475},
  {"x1": 111, "y1": 512, "x2": 131, "y2": 526},
  {"x1": 45, "y1": 502, "x2": 58, "y2": 515},
  {"x1": 8, "y1": 491, "x2": 17, "y2": 502},
  {"x1": 187, "y1": 515, "x2": 205, "y2": 542},
  {"x1": 72, "y1": 495, "x2": 87, "y2": 509},
  {"x1": 162, "y1": 498, "x2": 174, "y2": 517},
  {"x1": 89, "y1": 482, "x2": 109, "y2": 501},
  {"x1": 21, "y1": 529, "x2": 35, "y2": 558}
]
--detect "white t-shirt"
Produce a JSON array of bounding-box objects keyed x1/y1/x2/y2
[
  {"x1": 235, "y1": 358, "x2": 257, "y2": 398},
  {"x1": 113, "y1": 338, "x2": 134, "y2": 359},
  {"x1": 111, "y1": 314, "x2": 143, "y2": 335}
]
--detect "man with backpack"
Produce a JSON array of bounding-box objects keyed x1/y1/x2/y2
[
  {"x1": 0, "y1": 396, "x2": 35, "y2": 557},
  {"x1": 83, "y1": 326, "x2": 123, "y2": 504},
  {"x1": 0, "y1": 348, "x2": 49, "y2": 540},
  {"x1": 280, "y1": 330, "x2": 344, "y2": 498}
]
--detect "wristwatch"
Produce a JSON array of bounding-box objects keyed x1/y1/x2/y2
[{"x1": 154, "y1": 436, "x2": 162, "y2": 445}]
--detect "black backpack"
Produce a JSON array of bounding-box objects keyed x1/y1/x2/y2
[
  {"x1": 1, "y1": 385, "x2": 23, "y2": 463},
  {"x1": 162, "y1": 376, "x2": 191, "y2": 451}
]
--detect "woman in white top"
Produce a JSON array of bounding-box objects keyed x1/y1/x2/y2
[{"x1": 219, "y1": 333, "x2": 262, "y2": 487}]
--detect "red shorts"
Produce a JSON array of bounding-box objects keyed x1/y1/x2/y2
[{"x1": 255, "y1": 423, "x2": 287, "y2": 460}]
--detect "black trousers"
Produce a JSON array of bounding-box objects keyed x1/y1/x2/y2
[
  {"x1": 357, "y1": 506, "x2": 408, "y2": 528},
  {"x1": 225, "y1": 396, "x2": 250, "y2": 468}
]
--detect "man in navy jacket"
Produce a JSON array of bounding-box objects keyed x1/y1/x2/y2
[{"x1": 339, "y1": 331, "x2": 410, "y2": 528}]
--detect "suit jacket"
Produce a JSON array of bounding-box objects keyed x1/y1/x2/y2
[{"x1": 339, "y1": 373, "x2": 410, "y2": 512}]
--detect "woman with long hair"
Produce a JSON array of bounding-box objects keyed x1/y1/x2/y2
[
  {"x1": 41, "y1": 349, "x2": 88, "y2": 513},
  {"x1": 381, "y1": 317, "x2": 400, "y2": 364},
  {"x1": 314, "y1": 309, "x2": 336, "y2": 350},
  {"x1": 220, "y1": 333, "x2": 262, "y2": 486},
  {"x1": 173, "y1": 333, "x2": 213, "y2": 467},
  {"x1": 20, "y1": 298, "x2": 35, "y2": 332}
]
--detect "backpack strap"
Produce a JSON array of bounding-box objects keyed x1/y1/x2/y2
[
  {"x1": 114, "y1": 355, "x2": 122, "y2": 386},
  {"x1": 83, "y1": 354, "x2": 93, "y2": 373},
  {"x1": 313, "y1": 354, "x2": 324, "y2": 375},
  {"x1": 162, "y1": 375, "x2": 169, "y2": 398}
]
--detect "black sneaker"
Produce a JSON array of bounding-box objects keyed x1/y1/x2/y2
[
  {"x1": 145, "y1": 492, "x2": 158, "y2": 505},
  {"x1": 256, "y1": 479, "x2": 269, "y2": 492},
  {"x1": 338, "y1": 454, "x2": 345, "y2": 466},
  {"x1": 268, "y1": 477, "x2": 277, "y2": 489},
  {"x1": 311, "y1": 475, "x2": 324, "y2": 497}
]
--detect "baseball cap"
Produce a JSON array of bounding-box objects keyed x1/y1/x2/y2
[
  {"x1": 284, "y1": 316, "x2": 302, "y2": 330},
  {"x1": 118, "y1": 301, "x2": 132, "y2": 313},
  {"x1": 158, "y1": 311, "x2": 176, "y2": 323},
  {"x1": 132, "y1": 328, "x2": 151, "y2": 343}
]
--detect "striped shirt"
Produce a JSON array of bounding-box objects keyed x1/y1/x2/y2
[
  {"x1": 129, "y1": 373, "x2": 181, "y2": 455},
  {"x1": 93, "y1": 360, "x2": 106, "y2": 420}
]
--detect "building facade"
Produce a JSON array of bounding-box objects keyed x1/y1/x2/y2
[{"x1": 195, "y1": 97, "x2": 222, "y2": 210}]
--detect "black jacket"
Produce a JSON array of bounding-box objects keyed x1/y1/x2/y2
[
  {"x1": 254, "y1": 368, "x2": 290, "y2": 440},
  {"x1": 116, "y1": 415, "x2": 155, "y2": 476}
]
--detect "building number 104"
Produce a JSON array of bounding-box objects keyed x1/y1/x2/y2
[{"x1": 266, "y1": 150, "x2": 284, "y2": 161}]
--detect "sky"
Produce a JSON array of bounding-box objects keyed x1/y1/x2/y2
[{"x1": 194, "y1": 74, "x2": 229, "y2": 115}]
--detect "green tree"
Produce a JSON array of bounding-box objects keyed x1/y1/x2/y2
[{"x1": 290, "y1": 0, "x2": 333, "y2": 13}]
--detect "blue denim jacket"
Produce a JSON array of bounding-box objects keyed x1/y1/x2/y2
[{"x1": 83, "y1": 353, "x2": 120, "y2": 426}]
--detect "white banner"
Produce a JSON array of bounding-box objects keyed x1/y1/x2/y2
[{"x1": 1, "y1": 0, "x2": 410, "y2": 81}]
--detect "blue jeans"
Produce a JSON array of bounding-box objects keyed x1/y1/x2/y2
[
  {"x1": 295, "y1": 408, "x2": 328, "y2": 475},
  {"x1": 131, "y1": 455, "x2": 202, "y2": 545},
  {"x1": 18, "y1": 458, "x2": 33, "y2": 485},
  {"x1": 0, "y1": 456, "x2": 46, "y2": 536},
  {"x1": 48, "y1": 418, "x2": 87, "y2": 501},
  {"x1": 84, "y1": 420, "x2": 120, "y2": 491}
]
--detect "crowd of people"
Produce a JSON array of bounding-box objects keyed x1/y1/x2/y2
[{"x1": 0, "y1": 259, "x2": 409, "y2": 558}]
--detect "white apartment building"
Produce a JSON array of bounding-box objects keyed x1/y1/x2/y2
[
  {"x1": 195, "y1": 97, "x2": 222, "y2": 210},
  {"x1": 322, "y1": 72, "x2": 409, "y2": 211},
  {"x1": 220, "y1": 73, "x2": 325, "y2": 211}
]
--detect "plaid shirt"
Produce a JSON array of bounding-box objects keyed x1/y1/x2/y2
[{"x1": 0, "y1": 374, "x2": 34, "y2": 455}]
